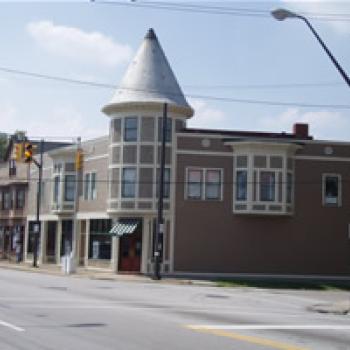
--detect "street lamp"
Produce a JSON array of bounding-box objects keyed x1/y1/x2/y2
[{"x1": 271, "y1": 8, "x2": 350, "y2": 88}]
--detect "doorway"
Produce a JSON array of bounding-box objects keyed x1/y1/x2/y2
[
  {"x1": 46, "y1": 221, "x2": 57, "y2": 263},
  {"x1": 118, "y1": 222, "x2": 142, "y2": 272}
]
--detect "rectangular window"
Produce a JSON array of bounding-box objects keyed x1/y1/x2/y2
[
  {"x1": 260, "y1": 171, "x2": 275, "y2": 202},
  {"x1": 83, "y1": 172, "x2": 97, "y2": 200},
  {"x1": 205, "y1": 169, "x2": 221, "y2": 200},
  {"x1": 187, "y1": 169, "x2": 202, "y2": 199},
  {"x1": 122, "y1": 168, "x2": 136, "y2": 198},
  {"x1": 3, "y1": 191, "x2": 11, "y2": 210},
  {"x1": 64, "y1": 175, "x2": 76, "y2": 202},
  {"x1": 91, "y1": 173, "x2": 97, "y2": 200},
  {"x1": 89, "y1": 219, "x2": 112, "y2": 260},
  {"x1": 84, "y1": 173, "x2": 90, "y2": 200},
  {"x1": 124, "y1": 117, "x2": 138, "y2": 142},
  {"x1": 53, "y1": 176, "x2": 60, "y2": 203},
  {"x1": 16, "y1": 189, "x2": 25, "y2": 209},
  {"x1": 323, "y1": 174, "x2": 341, "y2": 206},
  {"x1": 158, "y1": 118, "x2": 172, "y2": 142},
  {"x1": 236, "y1": 170, "x2": 248, "y2": 201},
  {"x1": 9, "y1": 159, "x2": 16, "y2": 176}
]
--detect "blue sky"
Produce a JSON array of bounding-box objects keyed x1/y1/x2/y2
[{"x1": 0, "y1": 1, "x2": 349, "y2": 141}]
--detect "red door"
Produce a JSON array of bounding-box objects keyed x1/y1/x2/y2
[{"x1": 119, "y1": 232, "x2": 142, "y2": 272}]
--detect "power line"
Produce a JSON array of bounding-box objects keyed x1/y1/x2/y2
[
  {"x1": 184, "y1": 82, "x2": 343, "y2": 90},
  {"x1": 1, "y1": 65, "x2": 342, "y2": 91},
  {"x1": 94, "y1": 1, "x2": 350, "y2": 22},
  {"x1": 0, "y1": 66, "x2": 349, "y2": 109},
  {"x1": 1, "y1": 177, "x2": 350, "y2": 185}
]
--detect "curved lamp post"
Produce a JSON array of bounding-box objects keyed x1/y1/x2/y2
[{"x1": 271, "y1": 8, "x2": 350, "y2": 88}]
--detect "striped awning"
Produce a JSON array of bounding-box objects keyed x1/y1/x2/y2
[{"x1": 109, "y1": 219, "x2": 139, "y2": 237}]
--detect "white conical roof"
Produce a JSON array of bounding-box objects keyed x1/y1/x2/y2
[{"x1": 102, "y1": 28, "x2": 193, "y2": 117}]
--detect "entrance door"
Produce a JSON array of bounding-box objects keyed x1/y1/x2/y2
[
  {"x1": 61, "y1": 220, "x2": 73, "y2": 256},
  {"x1": 46, "y1": 222, "x2": 56, "y2": 263},
  {"x1": 119, "y1": 231, "x2": 142, "y2": 272}
]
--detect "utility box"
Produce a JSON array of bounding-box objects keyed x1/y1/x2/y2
[{"x1": 61, "y1": 254, "x2": 76, "y2": 274}]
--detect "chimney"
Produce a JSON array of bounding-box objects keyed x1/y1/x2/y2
[{"x1": 293, "y1": 123, "x2": 309, "y2": 138}]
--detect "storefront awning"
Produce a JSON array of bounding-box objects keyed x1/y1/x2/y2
[{"x1": 109, "y1": 219, "x2": 139, "y2": 237}]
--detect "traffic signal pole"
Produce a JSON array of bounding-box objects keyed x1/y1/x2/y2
[{"x1": 33, "y1": 139, "x2": 43, "y2": 268}]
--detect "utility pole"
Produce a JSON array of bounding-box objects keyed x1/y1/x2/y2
[
  {"x1": 153, "y1": 103, "x2": 167, "y2": 280},
  {"x1": 73, "y1": 137, "x2": 82, "y2": 267},
  {"x1": 33, "y1": 139, "x2": 43, "y2": 268}
]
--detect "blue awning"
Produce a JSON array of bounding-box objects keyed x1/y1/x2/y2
[{"x1": 109, "y1": 219, "x2": 139, "y2": 237}]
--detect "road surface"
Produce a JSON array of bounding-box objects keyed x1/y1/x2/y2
[{"x1": 0, "y1": 268, "x2": 349, "y2": 349}]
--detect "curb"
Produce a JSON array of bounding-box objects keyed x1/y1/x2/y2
[{"x1": 0, "y1": 263, "x2": 215, "y2": 287}]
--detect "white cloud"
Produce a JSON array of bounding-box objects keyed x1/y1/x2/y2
[
  {"x1": 281, "y1": 0, "x2": 350, "y2": 35},
  {"x1": 259, "y1": 108, "x2": 350, "y2": 140},
  {"x1": 27, "y1": 21, "x2": 132, "y2": 66},
  {"x1": 0, "y1": 103, "x2": 107, "y2": 140},
  {"x1": 188, "y1": 98, "x2": 228, "y2": 129}
]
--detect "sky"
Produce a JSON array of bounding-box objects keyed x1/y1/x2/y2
[{"x1": 0, "y1": 0, "x2": 349, "y2": 142}]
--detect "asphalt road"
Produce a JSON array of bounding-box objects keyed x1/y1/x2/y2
[{"x1": 0, "y1": 269, "x2": 349, "y2": 350}]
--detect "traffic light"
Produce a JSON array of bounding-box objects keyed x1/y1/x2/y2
[
  {"x1": 24, "y1": 143, "x2": 33, "y2": 163},
  {"x1": 13, "y1": 143, "x2": 24, "y2": 162},
  {"x1": 75, "y1": 149, "x2": 84, "y2": 170}
]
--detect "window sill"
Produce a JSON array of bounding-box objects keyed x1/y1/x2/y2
[{"x1": 233, "y1": 202, "x2": 293, "y2": 216}]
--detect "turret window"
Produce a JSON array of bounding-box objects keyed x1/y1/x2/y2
[
  {"x1": 122, "y1": 167, "x2": 136, "y2": 198},
  {"x1": 124, "y1": 117, "x2": 138, "y2": 142}
]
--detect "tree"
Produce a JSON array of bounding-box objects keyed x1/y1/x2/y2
[{"x1": 0, "y1": 133, "x2": 8, "y2": 160}]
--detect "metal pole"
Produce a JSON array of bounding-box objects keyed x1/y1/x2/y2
[
  {"x1": 299, "y1": 16, "x2": 350, "y2": 88},
  {"x1": 73, "y1": 137, "x2": 81, "y2": 265},
  {"x1": 33, "y1": 139, "x2": 43, "y2": 268},
  {"x1": 154, "y1": 103, "x2": 167, "y2": 280}
]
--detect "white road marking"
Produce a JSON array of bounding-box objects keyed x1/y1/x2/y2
[
  {"x1": 189, "y1": 324, "x2": 350, "y2": 331},
  {"x1": 0, "y1": 320, "x2": 25, "y2": 332}
]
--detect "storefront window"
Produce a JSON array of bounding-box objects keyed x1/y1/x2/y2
[{"x1": 89, "y1": 219, "x2": 112, "y2": 260}]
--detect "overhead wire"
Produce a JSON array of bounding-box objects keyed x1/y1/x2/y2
[
  {"x1": 0, "y1": 66, "x2": 349, "y2": 109},
  {"x1": 1, "y1": 176, "x2": 350, "y2": 185},
  {"x1": 94, "y1": 0, "x2": 350, "y2": 22}
]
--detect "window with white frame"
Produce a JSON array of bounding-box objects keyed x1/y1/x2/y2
[
  {"x1": 156, "y1": 168, "x2": 171, "y2": 199},
  {"x1": 16, "y1": 189, "x2": 25, "y2": 209},
  {"x1": 233, "y1": 152, "x2": 294, "y2": 214},
  {"x1": 122, "y1": 167, "x2": 136, "y2": 198},
  {"x1": 187, "y1": 168, "x2": 202, "y2": 200},
  {"x1": 84, "y1": 172, "x2": 97, "y2": 200},
  {"x1": 235, "y1": 155, "x2": 248, "y2": 201},
  {"x1": 124, "y1": 117, "x2": 138, "y2": 142},
  {"x1": 205, "y1": 169, "x2": 221, "y2": 200},
  {"x1": 158, "y1": 117, "x2": 172, "y2": 142},
  {"x1": 53, "y1": 176, "x2": 60, "y2": 203},
  {"x1": 186, "y1": 168, "x2": 222, "y2": 200},
  {"x1": 323, "y1": 174, "x2": 341, "y2": 207},
  {"x1": 260, "y1": 171, "x2": 275, "y2": 202},
  {"x1": 3, "y1": 190, "x2": 11, "y2": 210},
  {"x1": 64, "y1": 175, "x2": 76, "y2": 202}
]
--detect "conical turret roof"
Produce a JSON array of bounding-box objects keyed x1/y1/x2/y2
[{"x1": 102, "y1": 28, "x2": 193, "y2": 117}]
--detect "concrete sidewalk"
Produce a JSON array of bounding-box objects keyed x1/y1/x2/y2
[{"x1": 0, "y1": 260, "x2": 214, "y2": 286}]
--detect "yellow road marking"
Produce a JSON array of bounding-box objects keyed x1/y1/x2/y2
[{"x1": 186, "y1": 326, "x2": 310, "y2": 350}]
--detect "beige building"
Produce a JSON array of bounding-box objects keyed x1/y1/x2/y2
[{"x1": 4, "y1": 28, "x2": 349, "y2": 276}]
